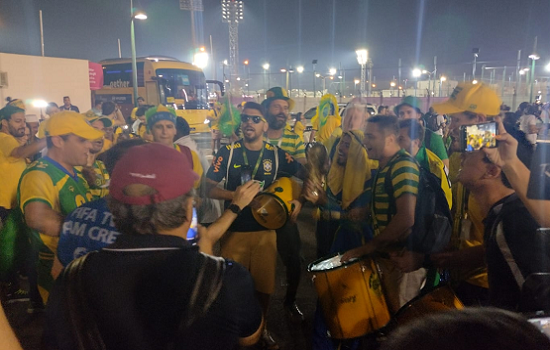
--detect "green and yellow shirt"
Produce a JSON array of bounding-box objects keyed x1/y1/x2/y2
[{"x1": 371, "y1": 149, "x2": 419, "y2": 236}]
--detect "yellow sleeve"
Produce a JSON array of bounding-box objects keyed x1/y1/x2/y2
[
  {"x1": 191, "y1": 150, "x2": 203, "y2": 189},
  {"x1": 19, "y1": 171, "x2": 56, "y2": 212},
  {"x1": 0, "y1": 134, "x2": 21, "y2": 162},
  {"x1": 131, "y1": 107, "x2": 138, "y2": 121}
]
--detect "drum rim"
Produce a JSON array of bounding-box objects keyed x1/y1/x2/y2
[
  {"x1": 307, "y1": 252, "x2": 366, "y2": 272},
  {"x1": 252, "y1": 192, "x2": 290, "y2": 229}
]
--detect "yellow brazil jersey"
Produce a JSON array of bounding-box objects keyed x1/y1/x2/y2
[
  {"x1": 174, "y1": 144, "x2": 203, "y2": 189},
  {"x1": 448, "y1": 152, "x2": 488, "y2": 288},
  {"x1": 18, "y1": 156, "x2": 93, "y2": 300},
  {"x1": 76, "y1": 160, "x2": 110, "y2": 200},
  {"x1": 0, "y1": 132, "x2": 28, "y2": 209}
]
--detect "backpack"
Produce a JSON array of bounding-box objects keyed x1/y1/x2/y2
[
  {"x1": 384, "y1": 154, "x2": 452, "y2": 254},
  {"x1": 423, "y1": 113, "x2": 440, "y2": 133}
]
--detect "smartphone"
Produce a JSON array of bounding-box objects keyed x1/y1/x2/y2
[
  {"x1": 241, "y1": 165, "x2": 252, "y2": 185},
  {"x1": 186, "y1": 208, "x2": 198, "y2": 243},
  {"x1": 460, "y1": 122, "x2": 498, "y2": 152},
  {"x1": 528, "y1": 317, "x2": 550, "y2": 339}
]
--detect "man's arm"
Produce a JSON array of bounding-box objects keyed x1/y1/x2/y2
[
  {"x1": 205, "y1": 178, "x2": 235, "y2": 201},
  {"x1": 10, "y1": 139, "x2": 46, "y2": 160},
  {"x1": 342, "y1": 193, "x2": 416, "y2": 261},
  {"x1": 198, "y1": 181, "x2": 261, "y2": 254},
  {"x1": 24, "y1": 202, "x2": 63, "y2": 237}
]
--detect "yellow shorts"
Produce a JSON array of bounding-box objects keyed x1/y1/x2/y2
[{"x1": 219, "y1": 230, "x2": 277, "y2": 294}]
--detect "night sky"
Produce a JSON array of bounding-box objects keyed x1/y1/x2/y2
[{"x1": 1, "y1": 0, "x2": 549, "y2": 88}]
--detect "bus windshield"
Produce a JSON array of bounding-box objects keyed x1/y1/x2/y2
[{"x1": 156, "y1": 68, "x2": 207, "y2": 109}]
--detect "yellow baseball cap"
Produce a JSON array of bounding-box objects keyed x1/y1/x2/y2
[
  {"x1": 432, "y1": 83, "x2": 502, "y2": 116},
  {"x1": 46, "y1": 111, "x2": 104, "y2": 140}
]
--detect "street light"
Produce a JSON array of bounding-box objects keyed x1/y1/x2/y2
[
  {"x1": 356, "y1": 49, "x2": 368, "y2": 97},
  {"x1": 193, "y1": 47, "x2": 209, "y2": 69},
  {"x1": 412, "y1": 68, "x2": 421, "y2": 97},
  {"x1": 262, "y1": 63, "x2": 270, "y2": 91},
  {"x1": 545, "y1": 62, "x2": 550, "y2": 72},
  {"x1": 280, "y1": 68, "x2": 287, "y2": 73},
  {"x1": 315, "y1": 73, "x2": 321, "y2": 78},
  {"x1": 390, "y1": 81, "x2": 396, "y2": 87},
  {"x1": 329, "y1": 68, "x2": 337, "y2": 76},
  {"x1": 439, "y1": 76, "x2": 447, "y2": 97},
  {"x1": 297, "y1": 66, "x2": 304, "y2": 74},
  {"x1": 472, "y1": 79, "x2": 479, "y2": 84},
  {"x1": 529, "y1": 51, "x2": 540, "y2": 103},
  {"x1": 130, "y1": 0, "x2": 147, "y2": 107}
]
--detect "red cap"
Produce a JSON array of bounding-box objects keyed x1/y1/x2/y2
[{"x1": 110, "y1": 143, "x2": 198, "y2": 205}]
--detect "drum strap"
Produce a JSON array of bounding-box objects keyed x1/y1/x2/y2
[{"x1": 224, "y1": 142, "x2": 236, "y2": 190}]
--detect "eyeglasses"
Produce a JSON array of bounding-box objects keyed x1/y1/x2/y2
[{"x1": 241, "y1": 114, "x2": 264, "y2": 124}]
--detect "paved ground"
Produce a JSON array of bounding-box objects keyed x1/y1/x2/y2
[{"x1": 3, "y1": 134, "x2": 322, "y2": 349}]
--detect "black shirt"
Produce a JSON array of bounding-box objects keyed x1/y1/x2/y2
[
  {"x1": 206, "y1": 139, "x2": 302, "y2": 232},
  {"x1": 483, "y1": 193, "x2": 549, "y2": 310},
  {"x1": 46, "y1": 234, "x2": 262, "y2": 350}
]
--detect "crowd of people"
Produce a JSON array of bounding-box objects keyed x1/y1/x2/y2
[{"x1": 1, "y1": 83, "x2": 550, "y2": 350}]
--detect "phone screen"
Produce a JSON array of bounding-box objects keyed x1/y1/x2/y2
[
  {"x1": 186, "y1": 208, "x2": 198, "y2": 243},
  {"x1": 241, "y1": 166, "x2": 252, "y2": 185},
  {"x1": 529, "y1": 317, "x2": 550, "y2": 339},
  {"x1": 461, "y1": 122, "x2": 498, "y2": 152}
]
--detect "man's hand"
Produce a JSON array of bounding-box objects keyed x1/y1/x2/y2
[
  {"x1": 340, "y1": 244, "x2": 374, "y2": 263},
  {"x1": 303, "y1": 180, "x2": 327, "y2": 205},
  {"x1": 197, "y1": 225, "x2": 215, "y2": 255},
  {"x1": 231, "y1": 180, "x2": 261, "y2": 209},
  {"x1": 288, "y1": 200, "x2": 302, "y2": 223},
  {"x1": 81, "y1": 167, "x2": 97, "y2": 187},
  {"x1": 483, "y1": 116, "x2": 518, "y2": 169},
  {"x1": 390, "y1": 250, "x2": 424, "y2": 273}
]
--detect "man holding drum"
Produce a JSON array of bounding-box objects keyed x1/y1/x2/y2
[
  {"x1": 206, "y1": 101, "x2": 305, "y2": 349},
  {"x1": 342, "y1": 115, "x2": 424, "y2": 314}
]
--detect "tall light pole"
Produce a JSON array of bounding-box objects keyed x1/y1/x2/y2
[
  {"x1": 439, "y1": 76, "x2": 446, "y2": 97},
  {"x1": 356, "y1": 49, "x2": 368, "y2": 97},
  {"x1": 130, "y1": 0, "x2": 147, "y2": 107},
  {"x1": 412, "y1": 68, "x2": 421, "y2": 97},
  {"x1": 243, "y1": 59, "x2": 250, "y2": 95},
  {"x1": 472, "y1": 48, "x2": 480, "y2": 81},
  {"x1": 262, "y1": 63, "x2": 270, "y2": 91},
  {"x1": 312, "y1": 59, "x2": 318, "y2": 97},
  {"x1": 222, "y1": 0, "x2": 243, "y2": 91},
  {"x1": 529, "y1": 36, "x2": 540, "y2": 103},
  {"x1": 367, "y1": 59, "x2": 373, "y2": 97}
]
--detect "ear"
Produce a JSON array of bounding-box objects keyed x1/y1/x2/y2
[
  {"x1": 0, "y1": 119, "x2": 7, "y2": 130},
  {"x1": 413, "y1": 138, "x2": 422, "y2": 149},
  {"x1": 262, "y1": 122, "x2": 269, "y2": 133},
  {"x1": 50, "y1": 135, "x2": 65, "y2": 148},
  {"x1": 484, "y1": 163, "x2": 502, "y2": 180}
]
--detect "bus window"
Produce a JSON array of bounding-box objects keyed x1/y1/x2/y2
[{"x1": 155, "y1": 68, "x2": 207, "y2": 109}]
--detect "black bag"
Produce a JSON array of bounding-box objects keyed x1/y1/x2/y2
[{"x1": 385, "y1": 155, "x2": 452, "y2": 254}]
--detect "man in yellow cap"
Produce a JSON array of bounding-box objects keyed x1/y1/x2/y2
[
  {"x1": 18, "y1": 111, "x2": 104, "y2": 302},
  {"x1": 428, "y1": 83, "x2": 503, "y2": 306}
]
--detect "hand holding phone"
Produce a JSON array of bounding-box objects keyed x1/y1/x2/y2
[{"x1": 460, "y1": 121, "x2": 498, "y2": 152}]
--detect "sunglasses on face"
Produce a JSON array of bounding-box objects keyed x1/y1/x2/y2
[{"x1": 241, "y1": 114, "x2": 264, "y2": 124}]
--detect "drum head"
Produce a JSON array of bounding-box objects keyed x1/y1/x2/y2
[
  {"x1": 252, "y1": 193, "x2": 289, "y2": 230},
  {"x1": 307, "y1": 253, "x2": 360, "y2": 272}
]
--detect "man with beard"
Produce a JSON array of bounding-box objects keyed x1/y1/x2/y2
[
  {"x1": 206, "y1": 102, "x2": 304, "y2": 349},
  {"x1": 0, "y1": 100, "x2": 46, "y2": 303},
  {"x1": 0, "y1": 100, "x2": 46, "y2": 223},
  {"x1": 261, "y1": 87, "x2": 307, "y2": 323},
  {"x1": 18, "y1": 112, "x2": 104, "y2": 302}
]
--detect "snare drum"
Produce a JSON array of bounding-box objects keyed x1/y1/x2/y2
[
  {"x1": 392, "y1": 285, "x2": 464, "y2": 327},
  {"x1": 252, "y1": 177, "x2": 301, "y2": 230},
  {"x1": 308, "y1": 254, "x2": 391, "y2": 339}
]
